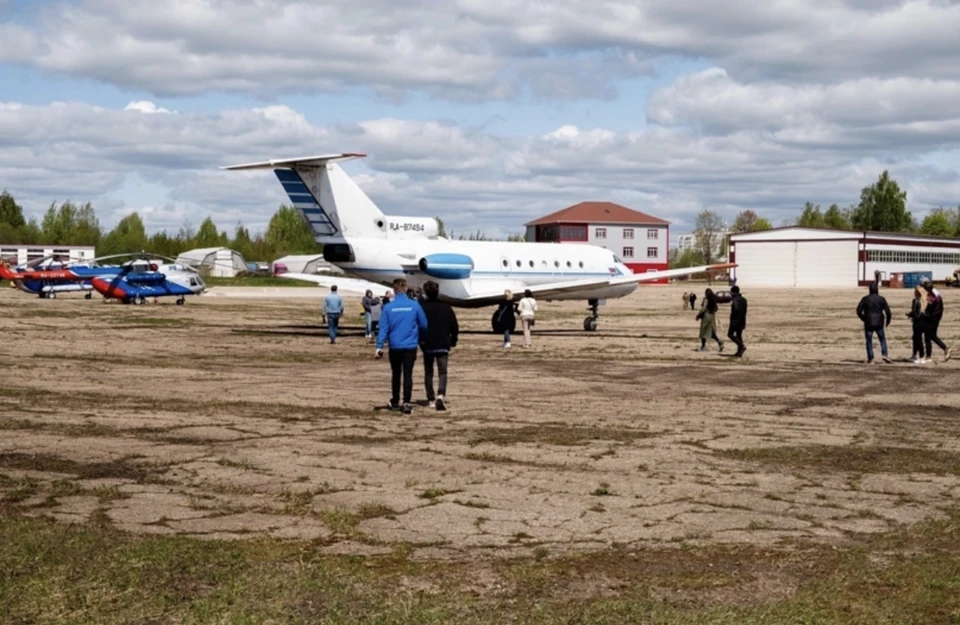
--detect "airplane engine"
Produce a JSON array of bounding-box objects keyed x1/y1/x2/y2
[{"x1": 418, "y1": 253, "x2": 473, "y2": 280}]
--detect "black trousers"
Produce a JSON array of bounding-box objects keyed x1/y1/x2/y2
[
  {"x1": 423, "y1": 351, "x2": 448, "y2": 400},
  {"x1": 727, "y1": 325, "x2": 745, "y2": 351},
  {"x1": 389, "y1": 349, "x2": 417, "y2": 404},
  {"x1": 925, "y1": 322, "x2": 947, "y2": 357},
  {"x1": 912, "y1": 323, "x2": 925, "y2": 357}
]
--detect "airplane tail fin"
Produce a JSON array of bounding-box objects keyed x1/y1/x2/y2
[{"x1": 223, "y1": 153, "x2": 387, "y2": 240}]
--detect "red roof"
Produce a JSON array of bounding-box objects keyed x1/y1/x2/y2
[{"x1": 524, "y1": 201, "x2": 669, "y2": 227}]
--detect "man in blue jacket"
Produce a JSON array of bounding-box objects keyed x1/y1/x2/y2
[
  {"x1": 324, "y1": 285, "x2": 344, "y2": 344},
  {"x1": 376, "y1": 278, "x2": 428, "y2": 413}
]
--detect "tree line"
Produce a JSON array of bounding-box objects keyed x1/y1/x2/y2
[
  {"x1": 0, "y1": 190, "x2": 321, "y2": 262},
  {"x1": 671, "y1": 171, "x2": 960, "y2": 269}
]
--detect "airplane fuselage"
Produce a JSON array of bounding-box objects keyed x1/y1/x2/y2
[{"x1": 330, "y1": 236, "x2": 639, "y2": 306}]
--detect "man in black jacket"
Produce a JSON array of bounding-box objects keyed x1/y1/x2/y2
[
  {"x1": 921, "y1": 279, "x2": 951, "y2": 361},
  {"x1": 856, "y1": 283, "x2": 892, "y2": 364},
  {"x1": 419, "y1": 280, "x2": 459, "y2": 411},
  {"x1": 728, "y1": 286, "x2": 747, "y2": 357}
]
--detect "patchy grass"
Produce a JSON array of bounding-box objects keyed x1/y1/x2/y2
[
  {"x1": 0, "y1": 452, "x2": 168, "y2": 483},
  {"x1": 718, "y1": 445, "x2": 960, "y2": 475},
  {"x1": 1, "y1": 505, "x2": 960, "y2": 623},
  {"x1": 467, "y1": 425, "x2": 657, "y2": 447}
]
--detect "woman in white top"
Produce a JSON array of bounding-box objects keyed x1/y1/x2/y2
[{"x1": 517, "y1": 289, "x2": 538, "y2": 347}]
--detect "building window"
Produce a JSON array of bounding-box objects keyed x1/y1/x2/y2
[
  {"x1": 647, "y1": 247, "x2": 658, "y2": 259},
  {"x1": 867, "y1": 249, "x2": 960, "y2": 264},
  {"x1": 536, "y1": 224, "x2": 560, "y2": 242},
  {"x1": 622, "y1": 247, "x2": 634, "y2": 258},
  {"x1": 624, "y1": 228, "x2": 634, "y2": 239},
  {"x1": 647, "y1": 229, "x2": 658, "y2": 239},
  {"x1": 595, "y1": 227, "x2": 607, "y2": 239},
  {"x1": 559, "y1": 225, "x2": 587, "y2": 240}
]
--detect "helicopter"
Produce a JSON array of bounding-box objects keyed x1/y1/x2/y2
[
  {"x1": 0, "y1": 253, "x2": 123, "y2": 299},
  {"x1": 87, "y1": 253, "x2": 207, "y2": 305}
]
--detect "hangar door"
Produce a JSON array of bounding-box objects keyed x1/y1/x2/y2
[
  {"x1": 795, "y1": 240, "x2": 857, "y2": 287},
  {"x1": 735, "y1": 240, "x2": 857, "y2": 287}
]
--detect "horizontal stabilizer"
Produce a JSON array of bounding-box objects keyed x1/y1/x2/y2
[{"x1": 221, "y1": 153, "x2": 366, "y2": 170}]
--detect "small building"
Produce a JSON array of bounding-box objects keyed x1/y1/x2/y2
[
  {"x1": 524, "y1": 201, "x2": 670, "y2": 280},
  {"x1": 0, "y1": 244, "x2": 96, "y2": 266},
  {"x1": 176, "y1": 247, "x2": 247, "y2": 277},
  {"x1": 676, "y1": 231, "x2": 731, "y2": 261},
  {"x1": 729, "y1": 227, "x2": 960, "y2": 287},
  {"x1": 271, "y1": 254, "x2": 343, "y2": 276}
]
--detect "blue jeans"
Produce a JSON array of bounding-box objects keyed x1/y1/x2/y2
[
  {"x1": 503, "y1": 329, "x2": 511, "y2": 344},
  {"x1": 364, "y1": 311, "x2": 372, "y2": 336},
  {"x1": 865, "y1": 327, "x2": 888, "y2": 361},
  {"x1": 327, "y1": 313, "x2": 340, "y2": 342}
]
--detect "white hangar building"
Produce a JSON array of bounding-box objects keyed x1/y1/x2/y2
[
  {"x1": 176, "y1": 247, "x2": 248, "y2": 277},
  {"x1": 729, "y1": 227, "x2": 960, "y2": 287}
]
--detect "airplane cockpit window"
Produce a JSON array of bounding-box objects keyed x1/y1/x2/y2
[
  {"x1": 190, "y1": 278, "x2": 198, "y2": 287},
  {"x1": 613, "y1": 255, "x2": 623, "y2": 263}
]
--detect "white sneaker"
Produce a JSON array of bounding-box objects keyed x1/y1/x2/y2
[
  {"x1": 427, "y1": 400, "x2": 436, "y2": 408},
  {"x1": 504, "y1": 342, "x2": 511, "y2": 348}
]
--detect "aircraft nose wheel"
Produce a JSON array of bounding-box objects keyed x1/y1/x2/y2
[
  {"x1": 84, "y1": 292, "x2": 92, "y2": 300},
  {"x1": 176, "y1": 298, "x2": 185, "y2": 305}
]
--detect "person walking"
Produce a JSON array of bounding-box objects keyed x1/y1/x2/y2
[
  {"x1": 361, "y1": 290, "x2": 380, "y2": 340},
  {"x1": 921, "y1": 279, "x2": 951, "y2": 361},
  {"x1": 695, "y1": 288, "x2": 724, "y2": 352},
  {"x1": 324, "y1": 285, "x2": 344, "y2": 344},
  {"x1": 419, "y1": 280, "x2": 458, "y2": 411},
  {"x1": 728, "y1": 285, "x2": 748, "y2": 357},
  {"x1": 517, "y1": 289, "x2": 538, "y2": 348},
  {"x1": 906, "y1": 286, "x2": 927, "y2": 363},
  {"x1": 494, "y1": 290, "x2": 517, "y2": 348},
  {"x1": 856, "y1": 282, "x2": 892, "y2": 364},
  {"x1": 689, "y1": 291, "x2": 697, "y2": 312},
  {"x1": 376, "y1": 278, "x2": 428, "y2": 414},
  {"x1": 682, "y1": 291, "x2": 690, "y2": 310}
]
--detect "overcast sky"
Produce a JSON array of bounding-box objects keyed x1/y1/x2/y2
[{"x1": 2, "y1": 0, "x2": 960, "y2": 241}]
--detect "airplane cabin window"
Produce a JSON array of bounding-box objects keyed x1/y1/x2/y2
[
  {"x1": 502, "y1": 259, "x2": 508, "y2": 267},
  {"x1": 554, "y1": 260, "x2": 559, "y2": 267},
  {"x1": 516, "y1": 260, "x2": 521, "y2": 267},
  {"x1": 579, "y1": 261, "x2": 584, "y2": 268},
  {"x1": 566, "y1": 261, "x2": 572, "y2": 268},
  {"x1": 528, "y1": 260, "x2": 534, "y2": 267}
]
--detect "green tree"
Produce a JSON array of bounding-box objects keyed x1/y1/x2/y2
[
  {"x1": 265, "y1": 205, "x2": 321, "y2": 257},
  {"x1": 731, "y1": 210, "x2": 773, "y2": 233},
  {"x1": 0, "y1": 190, "x2": 26, "y2": 230},
  {"x1": 194, "y1": 217, "x2": 221, "y2": 248},
  {"x1": 99, "y1": 212, "x2": 149, "y2": 256},
  {"x1": 693, "y1": 209, "x2": 724, "y2": 265},
  {"x1": 850, "y1": 171, "x2": 911, "y2": 232},
  {"x1": 920, "y1": 208, "x2": 955, "y2": 237},
  {"x1": 796, "y1": 202, "x2": 826, "y2": 228},
  {"x1": 147, "y1": 231, "x2": 188, "y2": 259},
  {"x1": 230, "y1": 223, "x2": 256, "y2": 261},
  {"x1": 823, "y1": 204, "x2": 852, "y2": 230}
]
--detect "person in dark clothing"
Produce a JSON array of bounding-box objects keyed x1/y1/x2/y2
[
  {"x1": 921, "y1": 279, "x2": 951, "y2": 362},
  {"x1": 689, "y1": 292, "x2": 697, "y2": 312},
  {"x1": 419, "y1": 280, "x2": 459, "y2": 411},
  {"x1": 905, "y1": 285, "x2": 927, "y2": 363},
  {"x1": 494, "y1": 290, "x2": 517, "y2": 348},
  {"x1": 727, "y1": 285, "x2": 747, "y2": 357},
  {"x1": 856, "y1": 282, "x2": 892, "y2": 364}
]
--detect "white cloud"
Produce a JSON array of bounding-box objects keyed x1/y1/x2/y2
[
  {"x1": 1, "y1": 99, "x2": 959, "y2": 240},
  {"x1": 3, "y1": 0, "x2": 958, "y2": 100}
]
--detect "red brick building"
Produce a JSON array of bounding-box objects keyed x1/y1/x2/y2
[{"x1": 524, "y1": 201, "x2": 670, "y2": 281}]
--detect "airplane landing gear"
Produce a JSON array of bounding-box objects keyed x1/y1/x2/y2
[
  {"x1": 47, "y1": 292, "x2": 56, "y2": 299},
  {"x1": 583, "y1": 299, "x2": 599, "y2": 331},
  {"x1": 176, "y1": 298, "x2": 185, "y2": 305},
  {"x1": 84, "y1": 292, "x2": 92, "y2": 300}
]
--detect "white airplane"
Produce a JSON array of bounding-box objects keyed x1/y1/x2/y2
[{"x1": 223, "y1": 153, "x2": 734, "y2": 331}]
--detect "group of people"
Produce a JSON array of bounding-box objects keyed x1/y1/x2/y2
[
  {"x1": 493, "y1": 289, "x2": 538, "y2": 348},
  {"x1": 370, "y1": 278, "x2": 460, "y2": 414},
  {"x1": 858, "y1": 278, "x2": 951, "y2": 364},
  {"x1": 692, "y1": 286, "x2": 748, "y2": 358}
]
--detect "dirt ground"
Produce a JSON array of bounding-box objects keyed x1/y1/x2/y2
[{"x1": 1, "y1": 282, "x2": 958, "y2": 560}]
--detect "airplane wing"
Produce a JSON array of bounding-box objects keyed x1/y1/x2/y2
[
  {"x1": 221, "y1": 153, "x2": 366, "y2": 170},
  {"x1": 458, "y1": 263, "x2": 736, "y2": 305},
  {"x1": 274, "y1": 272, "x2": 385, "y2": 294},
  {"x1": 607, "y1": 262, "x2": 736, "y2": 286}
]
